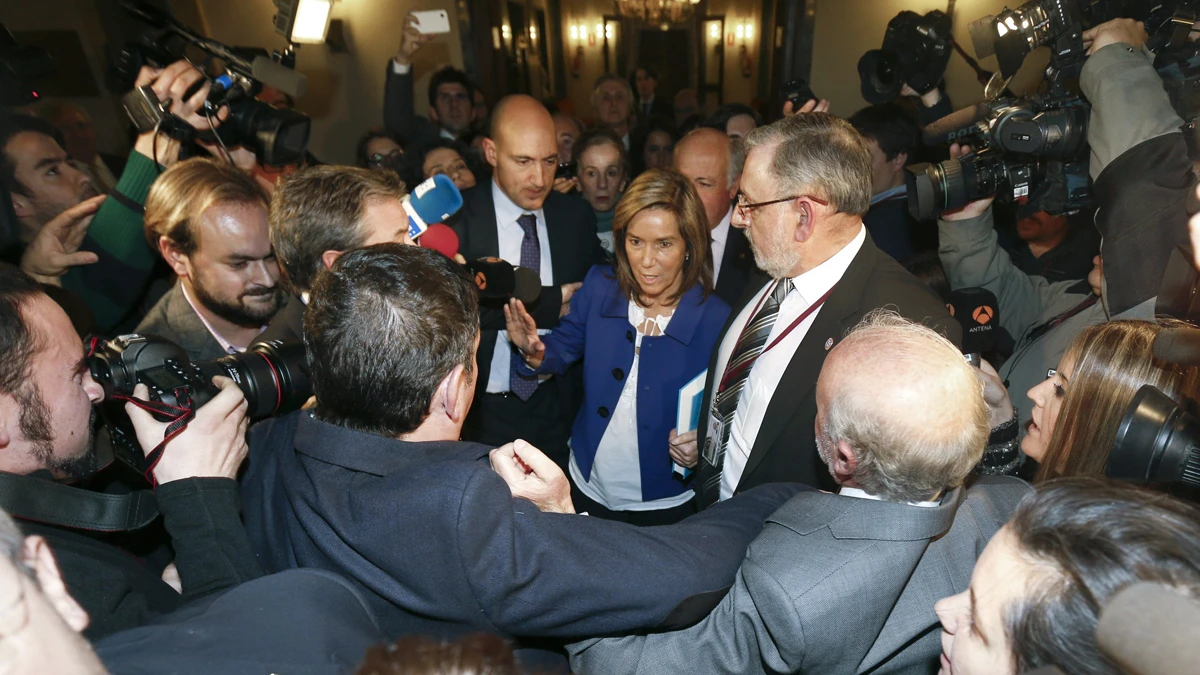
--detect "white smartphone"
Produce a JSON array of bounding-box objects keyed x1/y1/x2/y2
[{"x1": 412, "y1": 10, "x2": 451, "y2": 35}]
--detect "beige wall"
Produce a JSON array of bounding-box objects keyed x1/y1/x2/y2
[
  {"x1": 810, "y1": 0, "x2": 1051, "y2": 117},
  {"x1": 194, "y1": 0, "x2": 464, "y2": 164},
  {"x1": 709, "y1": 0, "x2": 762, "y2": 110},
  {"x1": 2, "y1": 0, "x2": 130, "y2": 155}
]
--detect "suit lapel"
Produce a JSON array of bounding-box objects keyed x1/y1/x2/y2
[
  {"x1": 544, "y1": 193, "x2": 568, "y2": 285},
  {"x1": 164, "y1": 283, "x2": 223, "y2": 358},
  {"x1": 462, "y1": 185, "x2": 500, "y2": 259},
  {"x1": 737, "y1": 237, "x2": 882, "y2": 488}
]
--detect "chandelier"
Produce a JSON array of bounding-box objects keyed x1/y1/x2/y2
[{"x1": 613, "y1": 0, "x2": 701, "y2": 25}]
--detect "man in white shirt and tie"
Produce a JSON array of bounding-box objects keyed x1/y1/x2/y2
[
  {"x1": 673, "y1": 127, "x2": 757, "y2": 307},
  {"x1": 687, "y1": 111, "x2": 959, "y2": 506},
  {"x1": 452, "y1": 95, "x2": 606, "y2": 466}
]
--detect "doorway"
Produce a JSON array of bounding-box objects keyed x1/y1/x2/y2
[{"x1": 634, "y1": 27, "x2": 690, "y2": 110}]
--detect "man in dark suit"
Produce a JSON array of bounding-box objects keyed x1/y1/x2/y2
[
  {"x1": 135, "y1": 158, "x2": 282, "y2": 361},
  {"x1": 689, "y1": 112, "x2": 959, "y2": 505},
  {"x1": 383, "y1": 12, "x2": 475, "y2": 149},
  {"x1": 257, "y1": 165, "x2": 413, "y2": 346},
  {"x1": 570, "y1": 313, "x2": 1029, "y2": 674},
  {"x1": 673, "y1": 127, "x2": 757, "y2": 307},
  {"x1": 453, "y1": 95, "x2": 605, "y2": 461},
  {"x1": 240, "y1": 245, "x2": 801, "y2": 658},
  {"x1": 633, "y1": 66, "x2": 674, "y2": 122}
]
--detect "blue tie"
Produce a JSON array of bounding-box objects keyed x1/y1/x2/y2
[{"x1": 510, "y1": 213, "x2": 541, "y2": 401}]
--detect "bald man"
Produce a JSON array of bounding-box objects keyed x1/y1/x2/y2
[
  {"x1": 674, "y1": 127, "x2": 759, "y2": 306},
  {"x1": 452, "y1": 95, "x2": 605, "y2": 465},
  {"x1": 570, "y1": 312, "x2": 1028, "y2": 674}
]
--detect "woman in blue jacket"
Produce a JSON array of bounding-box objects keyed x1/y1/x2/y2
[{"x1": 505, "y1": 169, "x2": 730, "y2": 525}]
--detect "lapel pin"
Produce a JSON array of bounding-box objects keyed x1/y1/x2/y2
[{"x1": 824, "y1": 337, "x2": 834, "y2": 351}]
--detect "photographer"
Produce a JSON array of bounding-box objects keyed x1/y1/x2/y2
[
  {"x1": 937, "y1": 18, "x2": 1192, "y2": 433},
  {"x1": 0, "y1": 264, "x2": 261, "y2": 638},
  {"x1": 6, "y1": 60, "x2": 244, "y2": 334}
]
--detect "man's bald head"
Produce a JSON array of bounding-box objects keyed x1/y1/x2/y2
[
  {"x1": 484, "y1": 96, "x2": 559, "y2": 211},
  {"x1": 674, "y1": 127, "x2": 742, "y2": 228},
  {"x1": 815, "y1": 311, "x2": 986, "y2": 502}
]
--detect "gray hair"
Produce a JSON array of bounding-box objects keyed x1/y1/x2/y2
[
  {"x1": 742, "y1": 112, "x2": 873, "y2": 216},
  {"x1": 821, "y1": 310, "x2": 987, "y2": 502},
  {"x1": 590, "y1": 73, "x2": 633, "y2": 109}
]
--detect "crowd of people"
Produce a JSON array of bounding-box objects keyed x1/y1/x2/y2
[{"x1": 0, "y1": 10, "x2": 1198, "y2": 675}]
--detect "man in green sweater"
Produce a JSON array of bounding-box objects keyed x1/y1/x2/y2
[{"x1": 5, "y1": 60, "x2": 238, "y2": 334}]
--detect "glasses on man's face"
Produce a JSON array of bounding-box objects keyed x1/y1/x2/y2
[{"x1": 734, "y1": 192, "x2": 829, "y2": 220}]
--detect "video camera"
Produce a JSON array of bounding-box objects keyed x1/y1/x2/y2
[
  {"x1": 907, "y1": 94, "x2": 1091, "y2": 220},
  {"x1": 111, "y1": 1, "x2": 310, "y2": 166},
  {"x1": 0, "y1": 24, "x2": 54, "y2": 108},
  {"x1": 858, "y1": 10, "x2": 954, "y2": 105},
  {"x1": 87, "y1": 334, "x2": 311, "y2": 474}
]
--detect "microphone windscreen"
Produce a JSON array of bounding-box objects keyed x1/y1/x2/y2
[
  {"x1": 408, "y1": 174, "x2": 464, "y2": 226},
  {"x1": 1153, "y1": 327, "x2": 1200, "y2": 367},
  {"x1": 922, "y1": 103, "x2": 992, "y2": 146},
  {"x1": 464, "y1": 258, "x2": 516, "y2": 300},
  {"x1": 512, "y1": 266, "x2": 543, "y2": 304},
  {"x1": 950, "y1": 287, "x2": 998, "y2": 356},
  {"x1": 418, "y1": 223, "x2": 460, "y2": 259},
  {"x1": 1097, "y1": 582, "x2": 1200, "y2": 675},
  {"x1": 250, "y1": 56, "x2": 308, "y2": 98}
]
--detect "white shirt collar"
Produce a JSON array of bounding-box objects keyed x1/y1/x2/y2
[
  {"x1": 839, "y1": 486, "x2": 941, "y2": 508},
  {"x1": 491, "y1": 178, "x2": 544, "y2": 228},
  {"x1": 788, "y1": 224, "x2": 866, "y2": 304},
  {"x1": 870, "y1": 183, "x2": 907, "y2": 206},
  {"x1": 711, "y1": 206, "x2": 733, "y2": 245}
]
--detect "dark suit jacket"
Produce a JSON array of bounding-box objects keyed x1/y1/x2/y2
[
  {"x1": 639, "y1": 97, "x2": 674, "y2": 122},
  {"x1": 570, "y1": 476, "x2": 1031, "y2": 674},
  {"x1": 240, "y1": 411, "x2": 803, "y2": 642},
  {"x1": 713, "y1": 225, "x2": 756, "y2": 308},
  {"x1": 255, "y1": 293, "x2": 304, "y2": 346},
  {"x1": 695, "y1": 232, "x2": 961, "y2": 505},
  {"x1": 134, "y1": 282, "x2": 226, "y2": 362},
  {"x1": 383, "y1": 62, "x2": 452, "y2": 148},
  {"x1": 96, "y1": 569, "x2": 384, "y2": 675},
  {"x1": 452, "y1": 184, "x2": 605, "y2": 400}
]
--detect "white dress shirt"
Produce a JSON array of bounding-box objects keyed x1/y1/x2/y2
[
  {"x1": 715, "y1": 225, "x2": 866, "y2": 500},
  {"x1": 709, "y1": 206, "x2": 734, "y2": 286},
  {"x1": 486, "y1": 180, "x2": 554, "y2": 393},
  {"x1": 839, "y1": 486, "x2": 941, "y2": 507}
]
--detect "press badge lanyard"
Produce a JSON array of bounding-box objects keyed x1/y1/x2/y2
[{"x1": 717, "y1": 280, "x2": 837, "y2": 394}]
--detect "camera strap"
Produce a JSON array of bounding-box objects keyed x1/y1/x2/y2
[{"x1": 0, "y1": 473, "x2": 160, "y2": 532}]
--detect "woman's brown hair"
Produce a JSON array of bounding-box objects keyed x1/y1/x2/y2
[
  {"x1": 1036, "y1": 319, "x2": 1200, "y2": 482},
  {"x1": 611, "y1": 168, "x2": 713, "y2": 305}
]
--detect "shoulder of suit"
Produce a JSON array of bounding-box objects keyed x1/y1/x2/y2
[
  {"x1": 959, "y1": 475, "x2": 1033, "y2": 526},
  {"x1": 862, "y1": 254, "x2": 952, "y2": 313}
]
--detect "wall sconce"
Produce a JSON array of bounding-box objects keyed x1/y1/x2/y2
[
  {"x1": 529, "y1": 25, "x2": 538, "y2": 42},
  {"x1": 501, "y1": 24, "x2": 512, "y2": 41},
  {"x1": 274, "y1": 0, "x2": 334, "y2": 45},
  {"x1": 709, "y1": 23, "x2": 720, "y2": 40},
  {"x1": 569, "y1": 24, "x2": 579, "y2": 41}
]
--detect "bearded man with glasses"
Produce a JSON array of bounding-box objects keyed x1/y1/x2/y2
[{"x1": 682, "y1": 111, "x2": 961, "y2": 505}]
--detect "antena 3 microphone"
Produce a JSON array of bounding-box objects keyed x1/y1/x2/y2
[{"x1": 950, "y1": 287, "x2": 999, "y2": 366}]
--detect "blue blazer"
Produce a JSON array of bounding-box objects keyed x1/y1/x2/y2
[{"x1": 528, "y1": 265, "x2": 731, "y2": 502}]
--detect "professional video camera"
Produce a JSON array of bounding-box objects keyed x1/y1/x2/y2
[
  {"x1": 1109, "y1": 384, "x2": 1200, "y2": 500},
  {"x1": 858, "y1": 10, "x2": 954, "y2": 104},
  {"x1": 111, "y1": 1, "x2": 310, "y2": 166},
  {"x1": 87, "y1": 334, "x2": 310, "y2": 475},
  {"x1": 907, "y1": 94, "x2": 1091, "y2": 220}
]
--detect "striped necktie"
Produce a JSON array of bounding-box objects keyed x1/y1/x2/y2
[
  {"x1": 510, "y1": 213, "x2": 541, "y2": 401},
  {"x1": 699, "y1": 279, "x2": 793, "y2": 504}
]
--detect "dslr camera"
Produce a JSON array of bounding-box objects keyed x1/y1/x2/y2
[
  {"x1": 112, "y1": 1, "x2": 310, "y2": 166},
  {"x1": 88, "y1": 334, "x2": 311, "y2": 473},
  {"x1": 858, "y1": 10, "x2": 953, "y2": 104}
]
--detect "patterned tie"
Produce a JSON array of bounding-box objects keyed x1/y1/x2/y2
[
  {"x1": 699, "y1": 279, "x2": 793, "y2": 504},
  {"x1": 510, "y1": 213, "x2": 541, "y2": 401}
]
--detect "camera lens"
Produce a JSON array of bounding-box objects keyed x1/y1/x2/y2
[
  {"x1": 857, "y1": 50, "x2": 904, "y2": 104},
  {"x1": 1110, "y1": 385, "x2": 1200, "y2": 491},
  {"x1": 196, "y1": 340, "x2": 311, "y2": 418}
]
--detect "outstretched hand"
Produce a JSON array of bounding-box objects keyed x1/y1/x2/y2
[
  {"x1": 782, "y1": 98, "x2": 830, "y2": 117},
  {"x1": 503, "y1": 298, "x2": 545, "y2": 369},
  {"x1": 19, "y1": 195, "x2": 105, "y2": 285}
]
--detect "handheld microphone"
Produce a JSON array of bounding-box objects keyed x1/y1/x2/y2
[
  {"x1": 418, "y1": 223, "x2": 460, "y2": 259},
  {"x1": 465, "y1": 258, "x2": 542, "y2": 305},
  {"x1": 950, "y1": 287, "x2": 999, "y2": 367},
  {"x1": 404, "y1": 174, "x2": 463, "y2": 241},
  {"x1": 922, "y1": 102, "x2": 992, "y2": 146}
]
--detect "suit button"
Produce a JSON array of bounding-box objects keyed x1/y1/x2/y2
[
  {"x1": 598, "y1": 406, "x2": 610, "y2": 418},
  {"x1": 626, "y1": 330, "x2": 634, "y2": 342},
  {"x1": 612, "y1": 368, "x2": 624, "y2": 380}
]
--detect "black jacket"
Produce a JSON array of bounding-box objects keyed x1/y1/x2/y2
[
  {"x1": 17, "y1": 476, "x2": 262, "y2": 639},
  {"x1": 713, "y1": 225, "x2": 757, "y2": 308},
  {"x1": 694, "y1": 232, "x2": 960, "y2": 505}
]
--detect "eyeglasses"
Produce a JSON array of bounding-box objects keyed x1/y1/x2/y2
[
  {"x1": 367, "y1": 150, "x2": 402, "y2": 167},
  {"x1": 734, "y1": 192, "x2": 829, "y2": 219},
  {"x1": 1046, "y1": 368, "x2": 1057, "y2": 379}
]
